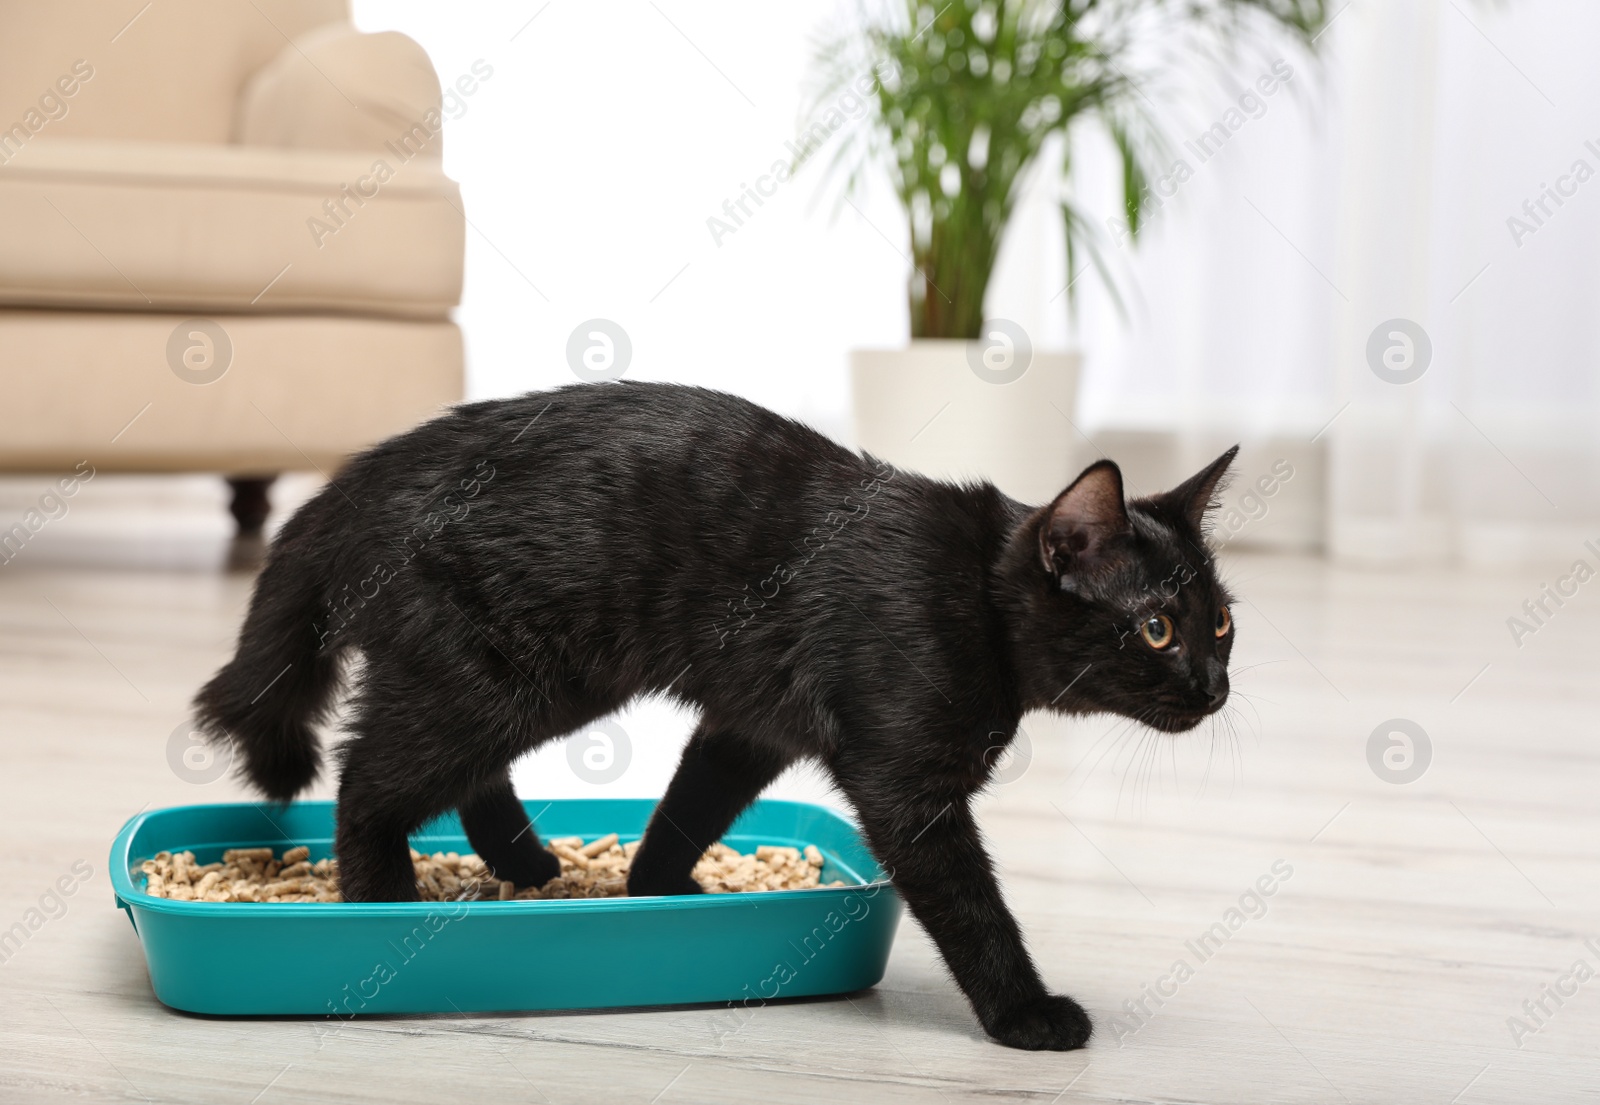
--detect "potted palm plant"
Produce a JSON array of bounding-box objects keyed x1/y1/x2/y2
[{"x1": 809, "y1": 0, "x2": 1327, "y2": 501}]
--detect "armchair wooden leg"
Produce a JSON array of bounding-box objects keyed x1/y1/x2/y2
[{"x1": 225, "y1": 476, "x2": 276, "y2": 538}]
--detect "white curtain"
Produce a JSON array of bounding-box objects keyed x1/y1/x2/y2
[{"x1": 1032, "y1": 0, "x2": 1600, "y2": 567}]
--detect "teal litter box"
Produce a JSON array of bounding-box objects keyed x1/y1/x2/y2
[{"x1": 110, "y1": 798, "x2": 901, "y2": 1016}]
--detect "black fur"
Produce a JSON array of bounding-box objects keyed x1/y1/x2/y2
[{"x1": 194, "y1": 381, "x2": 1238, "y2": 1051}]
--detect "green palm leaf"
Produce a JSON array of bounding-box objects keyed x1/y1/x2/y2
[{"x1": 805, "y1": 0, "x2": 1329, "y2": 337}]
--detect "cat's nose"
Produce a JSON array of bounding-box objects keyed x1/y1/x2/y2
[{"x1": 1205, "y1": 682, "x2": 1228, "y2": 707}]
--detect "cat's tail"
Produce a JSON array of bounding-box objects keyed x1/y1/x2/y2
[{"x1": 191, "y1": 492, "x2": 346, "y2": 803}]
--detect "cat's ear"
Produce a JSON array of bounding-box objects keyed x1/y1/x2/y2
[
  {"x1": 1154, "y1": 445, "x2": 1240, "y2": 530},
  {"x1": 1039, "y1": 460, "x2": 1131, "y2": 579}
]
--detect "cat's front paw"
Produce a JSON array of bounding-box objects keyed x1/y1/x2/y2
[
  {"x1": 485, "y1": 846, "x2": 561, "y2": 891},
  {"x1": 986, "y1": 994, "x2": 1093, "y2": 1051},
  {"x1": 625, "y1": 870, "x2": 705, "y2": 897}
]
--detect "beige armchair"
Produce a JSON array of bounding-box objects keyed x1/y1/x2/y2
[{"x1": 0, "y1": 0, "x2": 464, "y2": 533}]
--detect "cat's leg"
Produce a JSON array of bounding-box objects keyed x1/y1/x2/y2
[
  {"x1": 627, "y1": 725, "x2": 794, "y2": 897},
  {"x1": 836, "y1": 778, "x2": 1092, "y2": 1051},
  {"x1": 334, "y1": 664, "x2": 521, "y2": 902},
  {"x1": 333, "y1": 726, "x2": 435, "y2": 902},
  {"x1": 458, "y1": 773, "x2": 561, "y2": 890}
]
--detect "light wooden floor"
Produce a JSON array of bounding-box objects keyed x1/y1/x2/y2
[{"x1": 1, "y1": 523, "x2": 1596, "y2": 1104}]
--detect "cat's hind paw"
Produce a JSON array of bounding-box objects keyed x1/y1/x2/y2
[
  {"x1": 625, "y1": 871, "x2": 705, "y2": 897},
  {"x1": 986, "y1": 994, "x2": 1093, "y2": 1051}
]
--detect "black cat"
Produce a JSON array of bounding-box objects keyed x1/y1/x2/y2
[{"x1": 195, "y1": 381, "x2": 1238, "y2": 1051}]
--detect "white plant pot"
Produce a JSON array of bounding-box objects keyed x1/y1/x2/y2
[{"x1": 850, "y1": 340, "x2": 1082, "y2": 506}]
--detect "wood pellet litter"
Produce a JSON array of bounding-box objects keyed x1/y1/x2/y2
[{"x1": 139, "y1": 837, "x2": 843, "y2": 903}]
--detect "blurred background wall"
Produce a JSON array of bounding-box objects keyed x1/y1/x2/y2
[{"x1": 349, "y1": 0, "x2": 1600, "y2": 568}]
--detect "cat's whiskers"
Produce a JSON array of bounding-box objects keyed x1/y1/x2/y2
[
  {"x1": 1224, "y1": 704, "x2": 1248, "y2": 786},
  {"x1": 1115, "y1": 726, "x2": 1152, "y2": 815},
  {"x1": 1223, "y1": 709, "x2": 1243, "y2": 789},
  {"x1": 1203, "y1": 721, "x2": 1227, "y2": 794},
  {"x1": 1116, "y1": 703, "x2": 1176, "y2": 815},
  {"x1": 1227, "y1": 688, "x2": 1267, "y2": 731},
  {"x1": 1217, "y1": 709, "x2": 1236, "y2": 791},
  {"x1": 1197, "y1": 712, "x2": 1226, "y2": 795},
  {"x1": 1228, "y1": 659, "x2": 1289, "y2": 678},
  {"x1": 1189, "y1": 698, "x2": 1252, "y2": 796},
  {"x1": 1065, "y1": 713, "x2": 1144, "y2": 800},
  {"x1": 1127, "y1": 726, "x2": 1156, "y2": 814},
  {"x1": 1152, "y1": 728, "x2": 1174, "y2": 798},
  {"x1": 1103, "y1": 713, "x2": 1151, "y2": 813},
  {"x1": 1167, "y1": 727, "x2": 1181, "y2": 799},
  {"x1": 1075, "y1": 681, "x2": 1261, "y2": 810}
]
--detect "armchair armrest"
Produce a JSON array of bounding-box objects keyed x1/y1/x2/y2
[{"x1": 234, "y1": 22, "x2": 445, "y2": 159}]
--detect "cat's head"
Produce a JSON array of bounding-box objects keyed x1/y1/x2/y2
[{"x1": 1000, "y1": 448, "x2": 1239, "y2": 733}]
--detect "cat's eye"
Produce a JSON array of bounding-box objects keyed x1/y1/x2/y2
[
  {"x1": 1139, "y1": 614, "x2": 1175, "y2": 650},
  {"x1": 1215, "y1": 605, "x2": 1232, "y2": 638}
]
